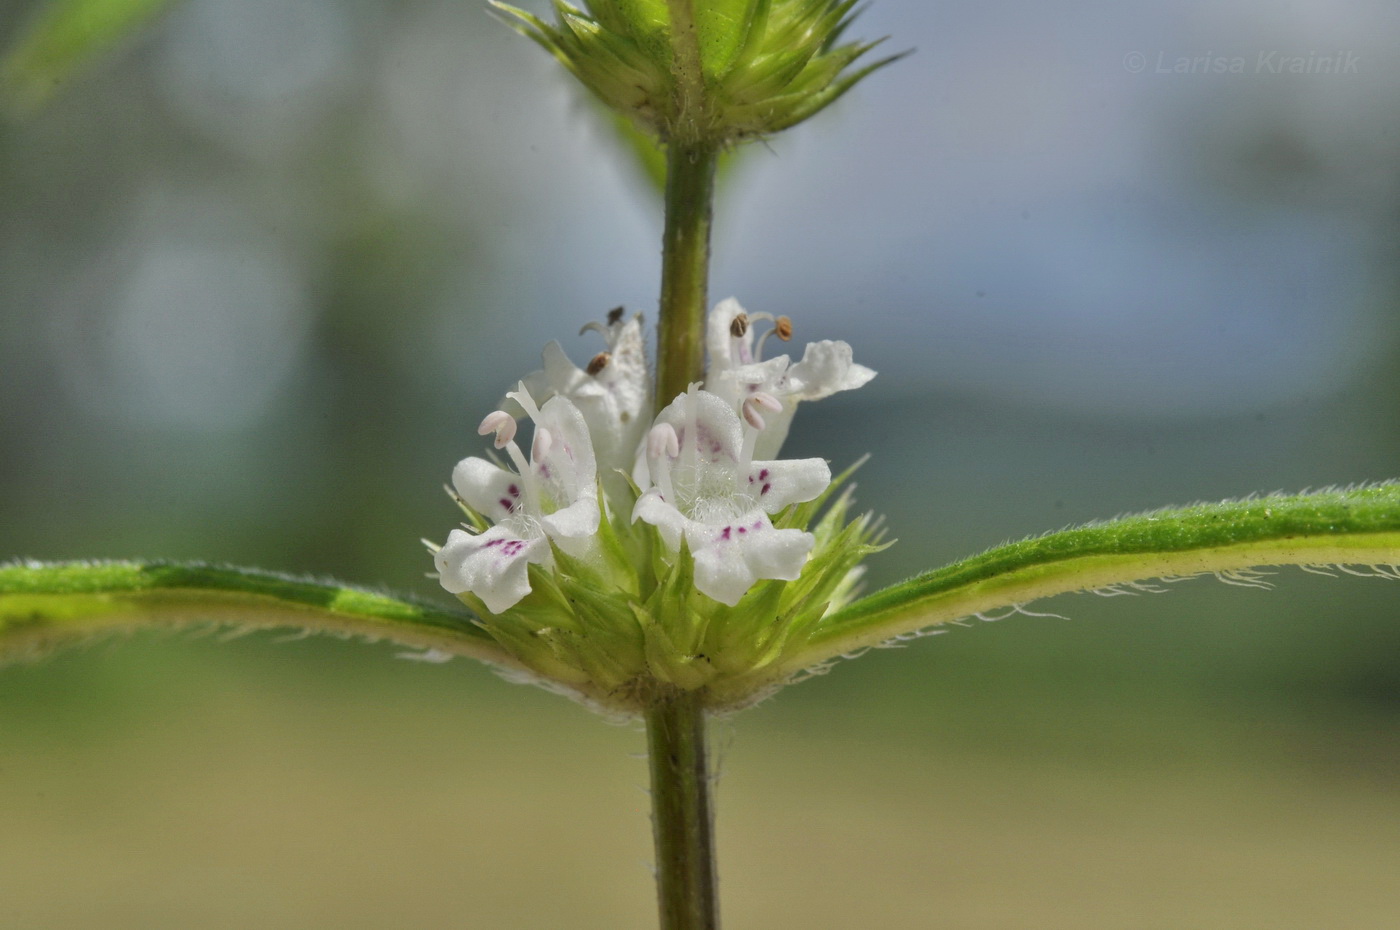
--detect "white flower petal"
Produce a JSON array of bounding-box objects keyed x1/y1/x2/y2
[
  {"x1": 434, "y1": 526, "x2": 549, "y2": 614},
  {"x1": 746, "y1": 458, "x2": 831, "y2": 513},
  {"x1": 652, "y1": 388, "x2": 743, "y2": 466},
  {"x1": 592, "y1": 315, "x2": 648, "y2": 410},
  {"x1": 439, "y1": 387, "x2": 603, "y2": 608},
  {"x1": 632, "y1": 488, "x2": 687, "y2": 551},
  {"x1": 634, "y1": 389, "x2": 830, "y2": 603},
  {"x1": 752, "y1": 343, "x2": 875, "y2": 458},
  {"x1": 540, "y1": 339, "x2": 584, "y2": 391},
  {"x1": 785, "y1": 340, "x2": 876, "y2": 400},
  {"x1": 707, "y1": 355, "x2": 789, "y2": 412},
  {"x1": 703, "y1": 298, "x2": 875, "y2": 458},
  {"x1": 686, "y1": 514, "x2": 814, "y2": 606},
  {"x1": 533, "y1": 394, "x2": 597, "y2": 505},
  {"x1": 452, "y1": 457, "x2": 525, "y2": 520},
  {"x1": 705, "y1": 297, "x2": 754, "y2": 371},
  {"x1": 739, "y1": 524, "x2": 815, "y2": 581},
  {"x1": 520, "y1": 316, "x2": 649, "y2": 484},
  {"x1": 540, "y1": 495, "x2": 601, "y2": 556},
  {"x1": 751, "y1": 407, "x2": 797, "y2": 460}
]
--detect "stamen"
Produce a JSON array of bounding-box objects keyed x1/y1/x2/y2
[
  {"x1": 607, "y1": 305, "x2": 625, "y2": 325},
  {"x1": 492, "y1": 385, "x2": 545, "y2": 513},
  {"x1": 500, "y1": 438, "x2": 536, "y2": 511},
  {"x1": 729, "y1": 313, "x2": 749, "y2": 338},
  {"x1": 477, "y1": 410, "x2": 517, "y2": 449},
  {"x1": 741, "y1": 400, "x2": 766, "y2": 430},
  {"x1": 532, "y1": 426, "x2": 553, "y2": 463},
  {"x1": 741, "y1": 392, "x2": 783, "y2": 430},
  {"x1": 648, "y1": 422, "x2": 680, "y2": 461},
  {"x1": 753, "y1": 314, "x2": 791, "y2": 359},
  {"x1": 753, "y1": 391, "x2": 782, "y2": 412},
  {"x1": 738, "y1": 393, "x2": 778, "y2": 476},
  {"x1": 586, "y1": 352, "x2": 611, "y2": 376},
  {"x1": 739, "y1": 421, "x2": 758, "y2": 473}
]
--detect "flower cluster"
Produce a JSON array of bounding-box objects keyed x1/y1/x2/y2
[{"x1": 432, "y1": 300, "x2": 882, "y2": 710}]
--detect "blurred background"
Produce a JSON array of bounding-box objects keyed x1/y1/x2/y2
[{"x1": 2, "y1": 0, "x2": 1399, "y2": 926}]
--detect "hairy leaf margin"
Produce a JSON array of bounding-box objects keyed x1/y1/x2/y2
[
  {"x1": 775, "y1": 483, "x2": 1400, "y2": 675},
  {"x1": 0, "y1": 559, "x2": 515, "y2": 667}
]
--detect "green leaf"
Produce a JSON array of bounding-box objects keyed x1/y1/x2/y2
[
  {"x1": 1, "y1": 0, "x2": 180, "y2": 115},
  {"x1": 0, "y1": 560, "x2": 516, "y2": 667},
  {"x1": 775, "y1": 484, "x2": 1400, "y2": 675}
]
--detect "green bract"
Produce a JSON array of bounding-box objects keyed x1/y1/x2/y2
[{"x1": 491, "y1": 0, "x2": 905, "y2": 145}]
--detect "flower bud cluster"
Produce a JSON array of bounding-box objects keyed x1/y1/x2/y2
[
  {"x1": 492, "y1": 0, "x2": 904, "y2": 146},
  {"x1": 431, "y1": 300, "x2": 883, "y2": 711}
]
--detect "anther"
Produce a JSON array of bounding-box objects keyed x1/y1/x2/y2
[
  {"x1": 729, "y1": 313, "x2": 749, "y2": 339},
  {"x1": 477, "y1": 410, "x2": 517, "y2": 449},
  {"x1": 751, "y1": 391, "x2": 783, "y2": 413},
  {"x1": 741, "y1": 392, "x2": 782, "y2": 431},
  {"x1": 586, "y1": 352, "x2": 611, "y2": 376},
  {"x1": 607, "y1": 306, "x2": 624, "y2": 325},
  {"x1": 752, "y1": 313, "x2": 785, "y2": 358},
  {"x1": 532, "y1": 427, "x2": 554, "y2": 462},
  {"x1": 648, "y1": 423, "x2": 680, "y2": 461}
]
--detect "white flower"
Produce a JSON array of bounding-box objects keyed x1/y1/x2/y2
[
  {"x1": 632, "y1": 386, "x2": 831, "y2": 606},
  {"x1": 520, "y1": 309, "x2": 649, "y2": 490},
  {"x1": 704, "y1": 297, "x2": 875, "y2": 458},
  {"x1": 436, "y1": 385, "x2": 600, "y2": 613}
]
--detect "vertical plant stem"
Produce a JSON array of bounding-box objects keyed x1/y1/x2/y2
[
  {"x1": 655, "y1": 140, "x2": 719, "y2": 407},
  {"x1": 652, "y1": 10, "x2": 720, "y2": 924},
  {"x1": 646, "y1": 688, "x2": 720, "y2": 930}
]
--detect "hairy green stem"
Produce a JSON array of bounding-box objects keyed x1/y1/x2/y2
[
  {"x1": 646, "y1": 689, "x2": 720, "y2": 930},
  {"x1": 655, "y1": 140, "x2": 719, "y2": 407},
  {"x1": 649, "y1": 10, "x2": 722, "y2": 925}
]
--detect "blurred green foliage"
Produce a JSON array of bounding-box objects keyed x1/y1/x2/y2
[{"x1": 2, "y1": 0, "x2": 180, "y2": 114}]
